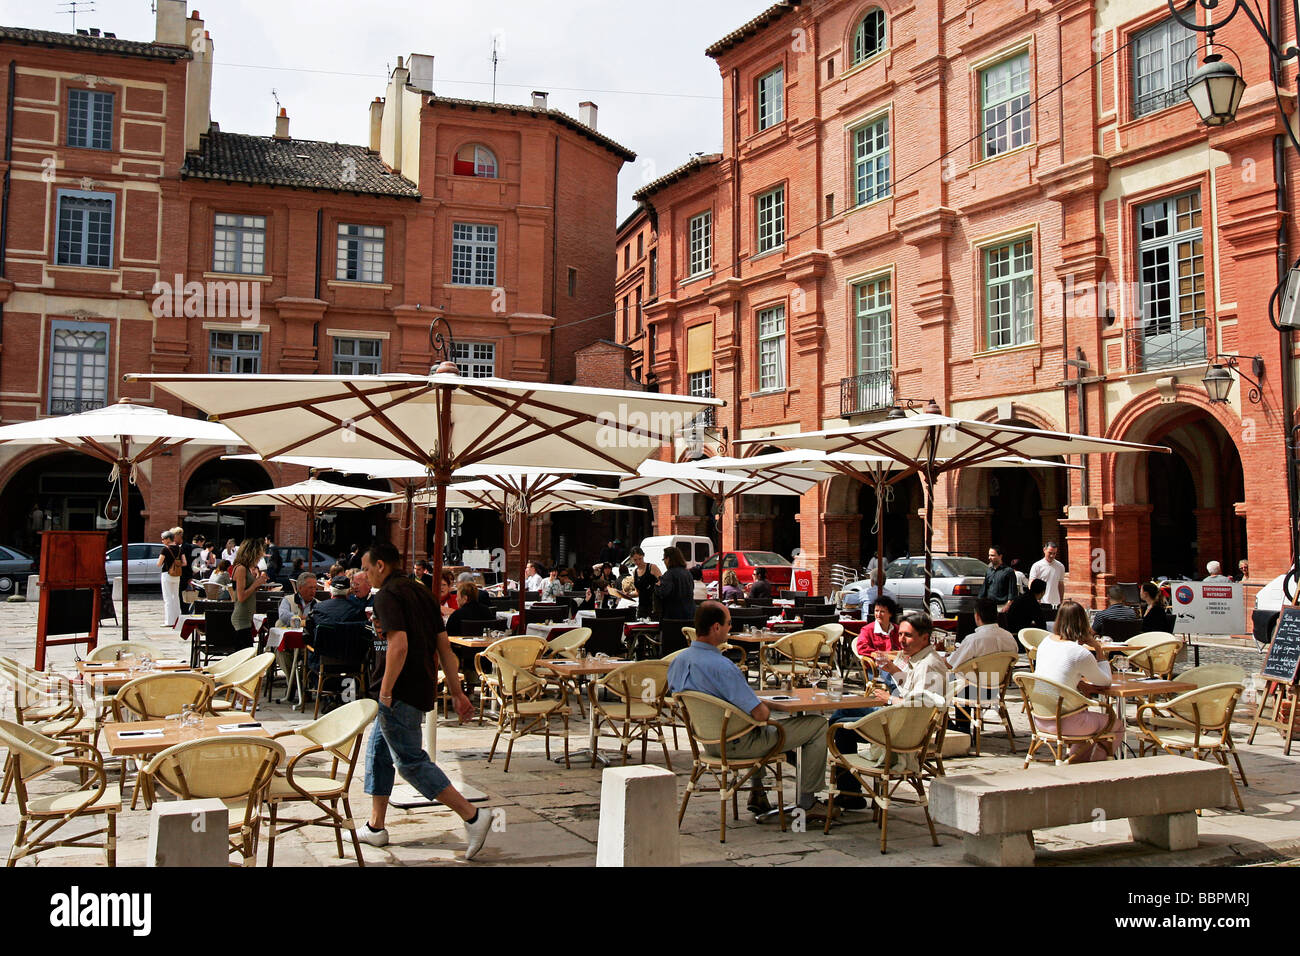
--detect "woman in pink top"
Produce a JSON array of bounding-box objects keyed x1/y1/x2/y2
[
  {"x1": 1032, "y1": 600, "x2": 1122, "y2": 762},
  {"x1": 854, "y1": 595, "x2": 902, "y2": 656}
]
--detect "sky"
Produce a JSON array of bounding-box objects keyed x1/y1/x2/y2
[{"x1": 1, "y1": 0, "x2": 770, "y2": 220}]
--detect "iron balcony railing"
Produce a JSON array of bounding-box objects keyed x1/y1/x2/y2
[
  {"x1": 1126, "y1": 318, "x2": 1207, "y2": 372},
  {"x1": 840, "y1": 368, "x2": 895, "y2": 417},
  {"x1": 49, "y1": 396, "x2": 107, "y2": 415}
]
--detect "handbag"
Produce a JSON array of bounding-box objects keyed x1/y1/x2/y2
[{"x1": 167, "y1": 547, "x2": 183, "y2": 577}]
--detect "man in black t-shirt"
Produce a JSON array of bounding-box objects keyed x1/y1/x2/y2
[{"x1": 358, "y1": 544, "x2": 493, "y2": 861}]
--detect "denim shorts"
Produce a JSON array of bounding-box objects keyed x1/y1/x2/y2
[{"x1": 364, "y1": 698, "x2": 451, "y2": 799}]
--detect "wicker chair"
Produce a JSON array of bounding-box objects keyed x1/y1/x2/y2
[
  {"x1": 1135, "y1": 681, "x2": 1247, "y2": 811},
  {"x1": 483, "y1": 648, "x2": 569, "y2": 772},
  {"x1": 0, "y1": 718, "x2": 119, "y2": 867},
  {"x1": 675, "y1": 690, "x2": 787, "y2": 842},
  {"x1": 143, "y1": 736, "x2": 284, "y2": 866},
  {"x1": 824, "y1": 693, "x2": 944, "y2": 853},
  {"x1": 85, "y1": 642, "x2": 158, "y2": 662},
  {"x1": 113, "y1": 672, "x2": 214, "y2": 722},
  {"x1": 948, "y1": 651, "x2": 1019, "y2": 755},
  {"x1": 475, "y1": 636, "x2": 547, "y2": 726},
  {"x1": 541, "y1": 628, "x2": 592, "y2": 717},
  {"x1": 208, "y1": 653, "x2": 275, "y2": 718},
  {"x1": 1016, "y1": 627, "x2": 1049, "y2": 664},
  {"x1": 0, "y1": 667, "x2": 97, "y2": 806},
  {"x1": 1014, "y1": 673, "x2": 1118, "y2": 766},
  {"x1": 1120, "y1": 635, "x2": 1183, "y2": 679},
  {"x1": 590, "y1": 661, "x2": 673, "y2": 770},
  {"x1": 266, "y1": 699, "x2": 378, "y2": 866},
  {"x1": 767, "y1": 629, "x2": 827, "y2": 688},
  {"x1": 201, "y1": 646, "x2": 259, "y2": 680},
  {"x1": 814, "y1": 623, "x2": 846, "y2": 678}
]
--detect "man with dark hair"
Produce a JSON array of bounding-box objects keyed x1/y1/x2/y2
[
  {"x1": 1091, "y1": 584, "x2": 1139, "y2": 638},
  {"x1": 358, "y1": 543, "x2": 493, "y2": 860},
  {"x1": 1029, "y1": 542, "x2": 1066, "y2": 608},
  {"x1": 413, "y1": 559, "x2": 434, "y2": 589},
  {"x1": 346, "y1": 543, "x2": 364, "y2": 571},
  {"x1": 747, "y1": 567, "x2": 774, "y2": 602},
  {"x1": 1006, "y1": 578, "x2": 1049, "y2": 635},
  {"x1": 669, "y1": 601, "x2": 832, "y2": 819},
  {"x1": 948, "y1": 598, "x2": 1018, "y2": 670},
  {"x1": 979, "y1": 545, "x2": 1017, "y2": 612}
]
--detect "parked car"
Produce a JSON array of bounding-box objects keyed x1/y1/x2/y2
[
  {"x1": 1251, "y1": 570, "x2": 1294, "y2": 645},
  {"x1": 105, "y1": 543, "x2": 169, "y2": 587},
  {"x1": 843, "y1": 554, "x2": 991, "y2": 618},
  {"x1": 0, "y1": 545, "x2": 36, "y2": 596},
  {"x1": 266, "y1": 547, "x2": 335, "y2": 584},
  {"x1": 699, "y1": 550, "x2": 813, "y2": 596}
]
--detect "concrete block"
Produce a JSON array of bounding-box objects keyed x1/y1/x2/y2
[
  {"x1": 596, "y1": 765, "x2": 680, "y2": 867},
  {"x1": 111, "y1": 576, "x2": 123, "y2": 602},
  {"x1": 963, "y1": 831, "x2": 1036, "y2": 866},
  {"x1": 147, "y1": 797, "x2": 229, "y2": 867},
  {"x1": 26, "y1": 575, "x2": 39, "y2": 601},
  {"x1": 940, "y1": 730, "x2": 971, "y2": 758},
  {"x1": 1130, "y1": 811, "x2": 1199, "y2": 851}
]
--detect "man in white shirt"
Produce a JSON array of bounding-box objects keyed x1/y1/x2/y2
[
  {"x1": 1028, "y1": 541, "x2": 1067, "y2": 607},
  {"x1": 947, "y1": 598, "x2": 1019, "y2": 670},
  {"x1": 524, "y1": 561, "x2": 545, "y2": 593}
]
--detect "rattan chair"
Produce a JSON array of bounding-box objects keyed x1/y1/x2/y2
[
  {"x1": 208, "y1": 653, "x2": 275, "y2": 718},
  {"x1": 541, "y1": 628, "x2": 592, "y2": 717},
  {"x1": 767, "y1": 629, "x2": 827, "y2": 688},
  {"x1": 475, "y1": 636, "x2": 547, "y2": 725},
  {"x1": 483, "y1": 648, "x2": 569, "y2": 772},
  {"x1": 675, "y1": 690, "x2": 787, "y2": 842},
  {"x1": 266, "y1": 699, "x2": 378, "y2": 866},
  {"x1": 0, "y1": 667, "x2": 97, "y2": 805},
  {"x1": 590, "y1": 661, "x2": 673, "y2": 770},
  {"x1": 1014, "y1": 673, "x2": 1118, "y2": 766},
  {"x1": 113, "y1": 672, "x2": 214, "y2": 722},
  {"x1": 1120, "y1": 635, "x2": 1183, "y2": 679},
  {"x1": 143, "y1": 736, "x2": 284, "y2": 866},
  {"x1": 1016, "y1": 627, "x2": 1049, "y2": 664},
  {"x1": 0, "y1": 718, "x2": 119, "y2": 867},
  {"x1": 201, "y1": 645, "x2": 259, "y2": 680},
  {"x1": 1135, "y1": 681, "x2": 1247, "y2": 811},
  {"x1": 84, "y1": 642, "x2": 158, "y2": 662},
  {"x1": 949, "y1": 651, "x2": 1019, "y2": 755},
  {"x1": 815, "y1": 623, "x2": 846, "y2": 678},
  {"x1": 824, "y1": 694, "x2": 944, "y2": 853}
]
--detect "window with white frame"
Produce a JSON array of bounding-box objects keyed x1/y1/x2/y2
[
  {"x1": 209, "y1": 331, "x2": 262, "y2": 373},
  {"x1": 853, "y1": 116, "x2": 891, "y2": 206},
  {"x1": 1133, "y1": 17, "x2": 1198, "y2": 118},
  {"x1": 67, "y1": 90, "x2": 113, "y2": 150},
  {"x1": 688, "y1": 211, "x2": 712, "y2": 277},
  {"x1": 452, "y1": 341, "x2": 496, "y2": 378},
  {"x1": 855, "y1": 277, "x2": 893, "y2": 376},
  {"x1": 853, "y1": 9, "x2": 887, "y2": 65},
  {"x1": 980, "y1": 52, "x2": 1031, "y2": 159},
  {"x1": 757, "y1": 66, "x2": 784, "y2": 131},
  {"x1": 1136, "y1": 191, "x2": 1205, "y2": 368},
  {"x1": 56, "y1": 192, "x2": 114, "y2": 268},
  {"x1": 336, "y1": 224, "x2": 385, "y2": 283},
  {"x1": 454, "y1": 144, "x2": 498, "y2": 178},
  {"x1": 756, "y1": 187, "x2": 785, "y2": 254},
  {"x1": 333, "y1": 337, "x2": 382, "y2": 375},
  {"x1": 451, "y1": 223, "x2": 498, "y2": 286},
  {"x1": 48, "y1": 322, "x2": 108, "y2": 414},
  {"x1": 757, "y1": 305, "x2": 787, "y2": 391},
  {"x1": 688, "y1": 369, "x2": 713, "y2": 429},
  {"x1": 213, "y1": 214, "x2": 266, "y2": 275},
  {"x1": 984, "y1": 237, "x2": 1035, "y2": 350}
]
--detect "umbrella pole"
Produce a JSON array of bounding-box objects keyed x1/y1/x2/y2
[
  {"x1": 306, "y1": 506, "x2": 314, "y2": 578},
  {"x1": 922, "y1": 438, "x2": 937, "y2": 611},
  {"x1": 119, "y1": 453, "x2": 129, "y2": 641},
  {"x1": 516, "y1": 510, "x2": 529, "y2": 634},
  {"x1": 405, "y1": 484, "x2": 415, "y2": 570},
  {"x1": 875, "y1": 474, "x2": 886, "y2": 592}
]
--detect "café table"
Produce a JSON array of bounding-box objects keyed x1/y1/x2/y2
[
  {"x1": 103, "y1": 713, "x2": 273, "y2": 758},
  {"x1": 75, "y1": 659, "x2": 195, "y2": 693},
  {"x1": 175, "y1": 614, "x2": 206, "y2": 642},
  {"x1": 534, "y1": 657, "x2": 630, "y2": 766},
  {"x1": 727, "y1": 629, "x2": 786, "y2": 686},
  {"x1": 1079, "y1": 673, "x2": 1196, "y2": 759},
  {"x1": 267, "y1": 627, "x2": 306, "y2": 710}
]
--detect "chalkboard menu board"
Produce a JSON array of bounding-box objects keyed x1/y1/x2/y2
[{"x1": 1263, "y1": 605, "x2": 1300, "y2": 683}]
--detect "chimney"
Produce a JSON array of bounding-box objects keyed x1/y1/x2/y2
[
  {"x1": 531, "y1": 90, "x2": 548, "y2": 110},
  {"x1": 407, "y1": 53, "x2": 434, "y2": 93},
  {"x1": 183, "y1": 12, "x2": 213, "y2": 153},
  {"x1": 369, "y1": 97, "x2": 384, "y2": 152},
  {"x1": 154, "y1": 0, "x2": 186, "y2": 46},
  {"x1": 579, "y1": 101, "x2": 598, "y2": 130},
  {"x1": 274, "y1": 107, "x2": 290, "y2": 140}
]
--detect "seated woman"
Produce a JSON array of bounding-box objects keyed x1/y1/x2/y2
[
  {"x1": 852, "y1": 594, "x2": 901, "y2": 693},
  {"x1": 1032, "y1": 600, "x2": 1122, "y2": 762},
  {"x1": 720, "y1": 569, "x2": 745, "y2": 603},
  {"x1": 1140, "y1": 581, "x2": 1174, "y2": 633}
]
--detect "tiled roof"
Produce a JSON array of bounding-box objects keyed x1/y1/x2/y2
[
  {"x1": 632, "y1": 153, "x2": 722, "y2": 201},
  {"x1": 705, "y1": 1, "x2": 805, "y2": 58},
  {"x1": 0, "y1": 25, "x2": 192, "y2": 60},
  {"x1": 181, "y1": 130, "x2": 421, "y2": 198},
  {"x1": 429, "y1": 96, "x2": 637, "y2": 162}
]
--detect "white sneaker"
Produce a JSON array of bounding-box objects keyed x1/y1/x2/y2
[
  {"x1": 464, "y1": 810, "x2": 492, "y2": 861},
  {"x1": 357, "y1": 823, "x2": 388, "y2": 847}
]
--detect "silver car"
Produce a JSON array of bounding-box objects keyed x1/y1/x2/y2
[
  {"x1": 105, "y1": 543, "x2": 169, "y2": 587},
  {"x1": 844, "y1": 555, "x2": 990, "y2": 618}
]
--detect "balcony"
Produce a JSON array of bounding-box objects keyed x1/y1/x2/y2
[
  {"x1": 49, "y1": 396, "x2": 107, "y2": 415},
  {"x1": 1126, "y1": 319, "x2": 1207, "y2": 373},
  {"x1": 841, "y1": 369, "x2": 895, "y2": 418},
  {"x1": 689, "y1": 405, "x2": 715, "y2": 430}
]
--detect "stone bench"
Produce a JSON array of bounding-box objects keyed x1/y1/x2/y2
[{"x1": 928, "y1": 755, "x2": 1233, "y2": 865}]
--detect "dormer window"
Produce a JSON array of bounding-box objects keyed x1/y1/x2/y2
[{"x1": 454, "y1": 144, "x2": 498, "y2": 178}]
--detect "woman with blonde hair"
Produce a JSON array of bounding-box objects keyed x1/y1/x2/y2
[
  {"x1": 1031, "y1": 600, "x2": 1121, "y2": 761},
  {"x1": 230, "y1": 537, "x2": 268, "y2": 646},
  {"x1": 720, "y1": 569, "x2": 744, "y2": 603},
  {"x1": 222, "y1": 538, "x2": 238, "y2": 564}
]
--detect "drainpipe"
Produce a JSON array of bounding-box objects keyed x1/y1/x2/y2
[{"x1": 0, "y1": 60, "x2": 15, "y2": 397}]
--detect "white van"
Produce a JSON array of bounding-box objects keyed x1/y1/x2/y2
[{"x1": 639, "y1": 535, "x2": 714, "y2": 601}]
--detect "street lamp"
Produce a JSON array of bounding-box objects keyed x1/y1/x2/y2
[
  {"x1": 1202, "y1": 354, "x2": 1265, "y2": 405},
  {"x1": 1184, "y1": 53, "x2": 1248, "y2": 125}
]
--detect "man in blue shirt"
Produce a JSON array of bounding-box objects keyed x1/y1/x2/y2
[{"x1": 668, "y1": 601, "x2": 830, "y2": 819}]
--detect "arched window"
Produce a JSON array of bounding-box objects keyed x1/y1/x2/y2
[
  {"x1": 853, "y1": 9, "x2": 887, "y2": 65},
  {"x1": 453, "y1": 144, "x2": 498, "y2": 178}
]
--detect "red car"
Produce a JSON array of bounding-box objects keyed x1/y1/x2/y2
[{"x1": 700, "y1": 550, "x2": 813, "y2": 595}]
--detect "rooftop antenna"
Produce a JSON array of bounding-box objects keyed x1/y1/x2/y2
[
  {"x1": 490, "y1": 34, "x2": 501, "y2": 103},
  {"x1": 58, "y1": 0, "x2": 95, "y2": 32},
  {"x1": 271, "y1": 88, "x2": 282, "y2": 111}
]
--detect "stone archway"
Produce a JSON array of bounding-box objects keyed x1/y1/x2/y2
[
  {"x1": 0, "y1": 449, "x2": 144, "y2": 557},
  {"x1": 182, "y1": 457, "x2": 276, "y2": 546}
]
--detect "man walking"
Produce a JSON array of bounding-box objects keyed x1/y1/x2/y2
[
  {"x1": 979, "y1": 545, "x2": 1018, "y2": 613},
  {"x1": 1029, "y1": 542, "x2": 1067, "y2": 608},
  {"x1": 358, "y1": 544, "x2": 493, "y2": 860}
]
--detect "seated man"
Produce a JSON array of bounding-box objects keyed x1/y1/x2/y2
[
  {"x1": 445, "y1": 582, "x2": 497, "y2": 636},
  {"x1": 349, "y1": 570, "x2": 373, "y2": 612},
  {"x1": 413, "y1": 560, "x2": 434, "y2": 590},
  {"x1": 668, "y1": 601, "x2": 832, "y2": 820},
  {"x1": 306, "y1": 575, "x2": 371, "y2": 687},
  {"x1": 278, "y1": 572, "x2": 319, "y2": 626},
  {"x1": 1090, "y1": 584, "x2": 1139, "y2": 638},
  {"x1": 747, "y1": 568, "x2": 774, "y2": 602},
  {"x1": 1005, "y1": 578, "x2": 1048, "y2": 635},
  {"x1": 947, "y1": 598, "x2": 1019, "y2": 730}
]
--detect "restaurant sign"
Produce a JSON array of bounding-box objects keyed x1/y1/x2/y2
[{"x1": 1169, "y1": 581, "x2": 1245, "y2": 635}]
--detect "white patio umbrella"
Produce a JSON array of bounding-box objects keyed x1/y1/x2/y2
[
  {"x1": 738, "y1": 414, "x2": 1168, "y2": 600},
  {"x1": 616, "y1": 458, "x2": 760, "y2": 539},
  {"x1": 0, "y1": 400, "x2": 243, "y2": 642},
  {"x1": 126, "y1": 365, "x2": 719, "y2": 595},
  {"x1": 212, "y1": 478, "x2": 394, "y2": 573}
]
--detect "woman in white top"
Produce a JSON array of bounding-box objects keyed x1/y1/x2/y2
[
  {"x1": 222, "y1": 539, "x2": 238, "y2": 564},
  {"x1": 1032, "y1": 600, "x2": 1121, "y2": 762}
]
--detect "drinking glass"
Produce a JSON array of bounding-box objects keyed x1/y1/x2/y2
[
  {"x1": 120, "y1": 651, "x2": 137, "y2": 674},
  {"x1": 827, "y1": 677, "x2": 844, "y2": 701}
]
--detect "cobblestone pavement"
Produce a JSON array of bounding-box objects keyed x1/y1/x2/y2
[{"x1": 2, "y1": 593, "x2": 1298, "y2": 868}]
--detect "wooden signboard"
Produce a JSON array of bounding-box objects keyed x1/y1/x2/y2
[
  {"x1": 1249, "y1": 602, "x2": 1300, "y2": 755},
  {"x1": 1263, "y1": 606, "x2": 1300, "y2": 683},
  {"x1": 35, "y1": 530, "x2": 107, "y2": 669}
]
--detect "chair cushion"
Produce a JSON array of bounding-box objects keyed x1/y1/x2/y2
[
  {"x1": 210, "y1": 699, "x2": 233, "y2": 712},
  {"x1": 1146, "y1": 729, "x2": 1228, "y2": 750},
  {"x1": 36, "y1": 715, "x2": 97, "y2": 737},
  {"x1": 698, "y1": 752, "x2": 783, "y2": 769},
  {"x1": 595, "y1": 701, "x2": 660, "y2": 720},
  {"x1": 27, "y1": 783, "x2": 121, "y2": 816},
  {"x1": 512, "y1": 701, "x2": 566, "y2": 716},
  {"x1": 268, "y1": 773, "x2": 345, "y2": 799}
]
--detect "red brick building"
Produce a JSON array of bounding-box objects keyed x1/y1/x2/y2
[
  {"x1": 617, "y1": 0, "x2": 1300, "y2": 602},
  {"x1": 0, "y1": 3, "x2": 632, "y2": 562}
]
